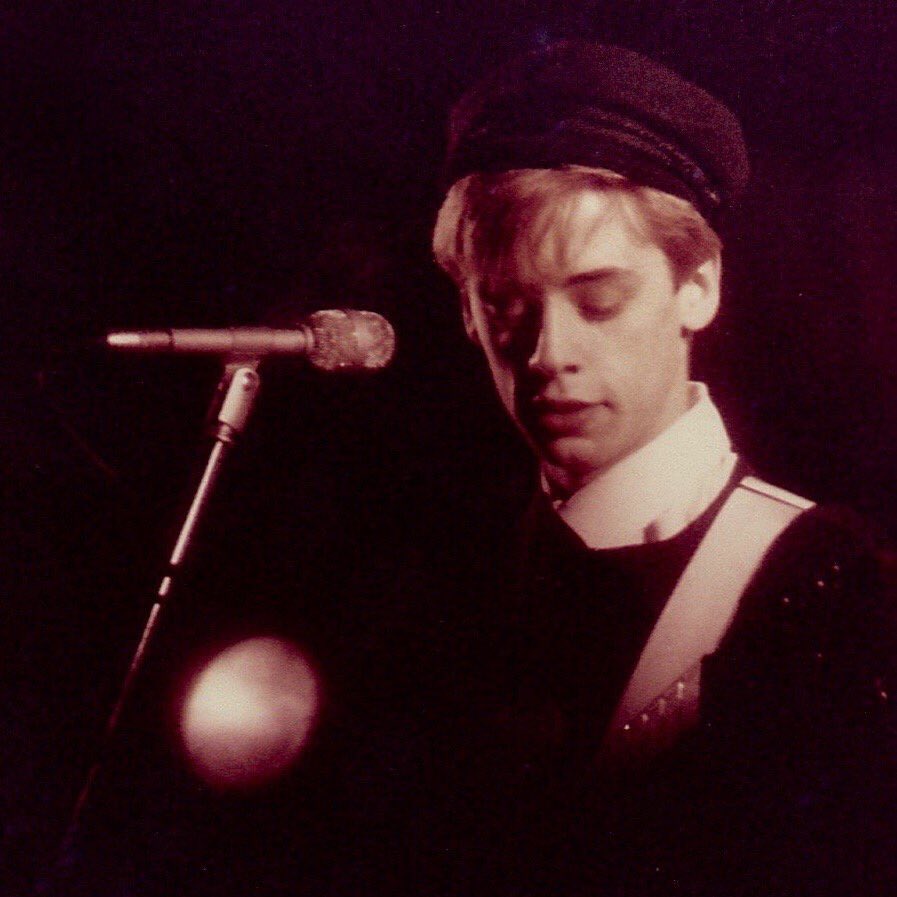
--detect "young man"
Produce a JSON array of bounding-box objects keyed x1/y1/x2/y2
[{"x1": 427, "y1": 41, "x2": 897, "y2": 896}]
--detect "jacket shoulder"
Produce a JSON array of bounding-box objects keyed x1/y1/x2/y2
[{"x1": 706, "y1": 498, "x2": 897, "y2": 734}]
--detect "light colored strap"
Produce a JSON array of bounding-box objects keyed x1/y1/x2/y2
[{"x1": 600, "y1": 476, "x2": 814, "y2": 760}]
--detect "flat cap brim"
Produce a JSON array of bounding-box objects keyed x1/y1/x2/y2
[{"x1": 443, "y1": 41, "x2": 750, "y2": 226}]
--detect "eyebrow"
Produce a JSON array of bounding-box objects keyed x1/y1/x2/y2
[{"x1": 561, "y1": 267, "x2": 637, "y2": 288}]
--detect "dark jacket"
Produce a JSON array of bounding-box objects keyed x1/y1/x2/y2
[{"x1": 357, "y1": 480, "x2": 897, "y2": 896}]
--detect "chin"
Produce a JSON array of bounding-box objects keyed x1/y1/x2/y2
[
  {"x1": 540, "y1": 437, "x2": 607, "y2": 478},
  {"x1": 546, "y1": 424, "x2": 649, "y2": 475}
]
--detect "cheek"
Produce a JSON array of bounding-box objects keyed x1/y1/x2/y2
[
  {"x1": 481, "y1": 341, "x2": 518, "y2": 413},
  {"x1": 605, "y1": 307, "x2": 687, "y2": 394}
]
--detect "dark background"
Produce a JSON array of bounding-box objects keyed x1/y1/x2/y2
[{"x1": 2, "y1": 2, "x2": 896, "y2": 894}]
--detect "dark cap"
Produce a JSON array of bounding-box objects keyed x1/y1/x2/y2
[{"x1": 443, "y1": 41, "x2": 750, "y2": 226}]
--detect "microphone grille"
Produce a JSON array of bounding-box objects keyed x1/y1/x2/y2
[{"x1": 306, "y1": 310, "x2": 396, "y2": 372}]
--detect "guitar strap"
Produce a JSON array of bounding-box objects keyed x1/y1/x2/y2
[{"x1": 599, "y1": 476, "x2": 814, "y2": 762}]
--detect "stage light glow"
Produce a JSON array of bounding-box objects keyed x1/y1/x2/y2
[{"x1": 179, "y1": 636, "x2": 320, "y2": 788}]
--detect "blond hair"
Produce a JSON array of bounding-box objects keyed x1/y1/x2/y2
[{"x1": 433, "y1": 166, "x2": 721, "y2": 292}]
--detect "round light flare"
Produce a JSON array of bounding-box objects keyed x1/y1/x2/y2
[{"x1": 178, "y1": 637, "x2": 321, "y2": 789}]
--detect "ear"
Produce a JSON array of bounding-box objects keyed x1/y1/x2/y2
[
  {"x1": 460, "y1": 287, "x2": 482, "y2": 346},
  {"x1": 676, "y1": 255, "x2": 721, "y2": 333}
]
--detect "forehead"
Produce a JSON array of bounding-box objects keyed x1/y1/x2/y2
[{"x1": 480, "y1": 188, "x2": 656, "y2": 289}]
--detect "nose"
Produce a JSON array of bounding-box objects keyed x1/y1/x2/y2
[{"x1": 527, "y1": 299, "x2": 579, "y2": 377}]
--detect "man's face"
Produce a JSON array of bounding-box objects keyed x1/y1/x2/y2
[{"x1": 462, "y1": 189, "x2": 719, "y2": 495}]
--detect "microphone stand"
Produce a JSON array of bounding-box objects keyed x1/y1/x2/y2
[{"x1": 44, "y1": 359, "x2": 262, "y2": 891}]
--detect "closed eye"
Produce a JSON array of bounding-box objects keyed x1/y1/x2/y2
[
  {"x1": 479, "y1": 289, "x2": 541, "y2": 354},
  {"x1": 567, "y1": 270, "x2": 638, "y2": 321},
  {"x1": 480, "y1": 286, "x2": 537, "y2": 329},
  {"x1": 571, "y1": 285, "x2": 627, "y2": 321}
]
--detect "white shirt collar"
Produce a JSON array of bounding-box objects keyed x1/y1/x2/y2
[{"x1": 548, "y1": 383, "x2": 738, "y2": 549}]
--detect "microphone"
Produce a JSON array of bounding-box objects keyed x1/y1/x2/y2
[{"x1": 106, "y1": 309, "x2": 396, "y2": 371}]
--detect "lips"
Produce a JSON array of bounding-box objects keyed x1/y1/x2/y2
[
  {"x1": 528, "y1": 396, "x2": 599, "y2": 433},
  {"x1": 532, "y1": 397, "x2": 593, "y2": 413}
]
